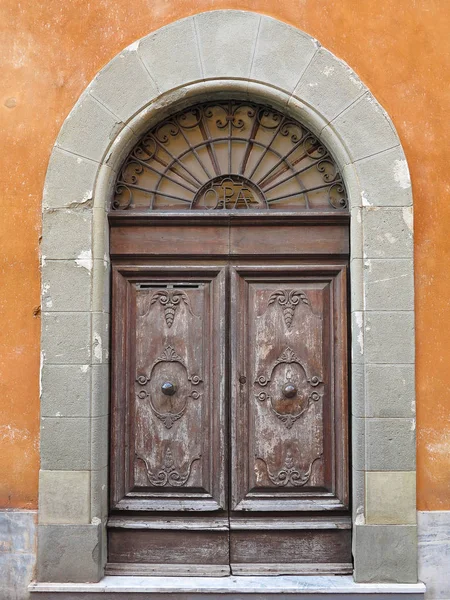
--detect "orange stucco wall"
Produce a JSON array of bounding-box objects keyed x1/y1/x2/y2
[{"x1": 1, "y1": 0, "x2": 449, "y2": 511}]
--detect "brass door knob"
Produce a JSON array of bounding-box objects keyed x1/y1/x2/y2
[{"x1": 161, "y1": 381, "x2": 177, "y2": 396}]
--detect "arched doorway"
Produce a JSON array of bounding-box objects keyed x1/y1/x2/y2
[{"x1": 36, "y1": 11, "x2": 417, "y2": 587}]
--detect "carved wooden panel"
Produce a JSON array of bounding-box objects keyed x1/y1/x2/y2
[
  {"x1": 110, "y1": 265, "x2": 227, "y2": 511},
  {"x1": 230, "y1": 264, "x2": 348, "y2": 512}
]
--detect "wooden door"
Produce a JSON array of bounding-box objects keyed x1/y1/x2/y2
[{"x1": 108, "y1": 217, "x2": 351, "y2": 576}]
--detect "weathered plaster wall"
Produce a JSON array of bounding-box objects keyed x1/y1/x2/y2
[{"x1": 0, "y1": 0, "x2": 449, "y2": 512}]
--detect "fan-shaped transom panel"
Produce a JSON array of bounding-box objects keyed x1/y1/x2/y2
[{"x1": 112, "y1": 100, "x2": 348, "y2": 211}]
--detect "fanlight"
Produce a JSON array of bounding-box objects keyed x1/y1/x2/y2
[{"x1": 112, "y1": 101, "x2": 347, "y2": 211}]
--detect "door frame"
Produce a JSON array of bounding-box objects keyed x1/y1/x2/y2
[{"x1": 37, "y1": 10, "x2": 416, "y2": 586}]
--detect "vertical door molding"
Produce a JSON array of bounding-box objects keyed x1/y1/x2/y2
[{"x1": 38, "y1": 10, "x2": 415, "y2": 586}]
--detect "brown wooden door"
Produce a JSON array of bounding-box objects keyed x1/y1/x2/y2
[{"x1": 108, "y1": 217, "x2": 351, "y2": 576}]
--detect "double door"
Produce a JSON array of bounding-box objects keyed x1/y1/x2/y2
[{"x1": 108, "y1": 217, "x2": 351, "y2": 575}]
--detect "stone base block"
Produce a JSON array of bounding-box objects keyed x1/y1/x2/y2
[
  {"x1": 353, "y1": 524, "x2": 417, "y2": 584},
  {"x1": 37, "y1": 524, "x2": 103, "y2": 583}
]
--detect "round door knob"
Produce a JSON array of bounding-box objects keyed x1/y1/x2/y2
[
  {"x1": 282, "y1": 383, "x2": 297, "y2": 398},
  {"x1": 161, "y1": 381, "x2": 177, "y2": 396}
]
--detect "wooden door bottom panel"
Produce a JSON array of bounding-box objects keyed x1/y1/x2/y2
[
  {"x1": 230, "y1": 530, "x2": 351, "y2": 569},
  {"x1": 108, "y1": 529, "x2": 229, "y2": 571}
]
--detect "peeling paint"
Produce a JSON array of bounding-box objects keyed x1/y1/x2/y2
[
  {"x1": 361, "y1": 190, "x2": 372, "y2": 206},
  {"x1": 75, "y1": 250, "x2": 93, "y2": 271},
  {"x1": 393, "y1": 159, "x2": 411, "y2": 189},
  {"x1": 402, "y1": 207, "x2": 413, "y2": 232},
  {"x1": 93, "y1": 332, "x2": 103, "y2": 361}
]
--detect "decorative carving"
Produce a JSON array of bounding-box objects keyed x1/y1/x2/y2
[
  {"x1": 111, "y1": 100, "x2": 348, "y2": 211},
  {"x1": 256, "y1": 390, "x2": 321, "y2": 429},
  {"x1": 255, "y1": 347, "x2": 321, "y2": 388},
  {"x1": 268, "y1": 289, "x2": 311, "y2": 329},
  {"x1": 136, "y1": 447, "x2": 201, "y2": 487},
  {"x1": 136, "y1": 345, "x2": 202, "y2": 429},
  {"x1": 256, "y1": 452, "x2": 322, "y2": 487},
  {"x1": 148, "y1": 289, "x2": 195, "y2": 328}
]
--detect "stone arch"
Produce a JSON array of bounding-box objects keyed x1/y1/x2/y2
[{"x1": 37, "y1": 10, "x2": 417, "y2": 587}]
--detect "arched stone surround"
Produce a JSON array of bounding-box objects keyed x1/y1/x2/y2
[{"x1": 37, "y1": 10, "x2": 417, "y2": 586}]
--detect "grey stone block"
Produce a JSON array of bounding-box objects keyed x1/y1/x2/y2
[
  {"x1": 56, "y1": 92, "x2": 123, "y2": 163},
  {"x1": 91, "y1": 416, "x2": 109, "y2": 471},
  {"x1": 42, "y1": 260, "x2": 91, "y2": 312},
  {"x1": 363, "y1": 207, "x2": 413, "y2": 259},
  {"x1": 418, "y1": 510, "x2": 450, "y2": 600},
  {"x1": 41, "y1": 209, "x2": 92, "y2": 261},
  {"x1": 366, "y1": 418, "x2": 415, "y2": 471},
  {"x1": 252, "y1": 16, "x2": 318, "y2": 93},
  {"x1": 352, "y1": 467, "x2": 365, "y2": 523},
  {"x1": 323, "y1": 92, "x2": 399, "y2": 162},
  {"x1": 294, "y1": 47, "x2": 366, "y2": 122},
  {"x1": 39, "y1": 471, "x2": 90, "y2": 525},
  {"x1": 364, "y1": 259, "x2": 414, "y2": 311},
  {"x1": 351, "y1": 363, "x2": 365, "y2": 417},
  {"x1": 90, "y1": 49, "x2": 158, "y2": 122},
  {"x1": 91, "y1": 364, "x2": 109, "y2": 417},
  {"x1": 350, "y1": 258, "x2": 364, "y2": 312},
  {"x1": 91, "y1": 467, "x2": 108, "y2": 521},
  {"x1": 353, "y1": 145, "x2": 412, "y2": 207},
  {"x1": 366, "y1": 471, "x2": 416, "y2": 525},
  {"x1": 42, "y1": 312, "x2": 91, "y2": 364},
  {"x1": 92, "y1": 207, "x2": 109, "y2": 261},
  {"x1": 138, "y1": 17, "x2": 202, "y2": 94},
  {"x1": 91, "y1": 312, "x2": 110, "y2": 364},
  {"x1": 40, "y1": 417, "x2": 90, "y2": 470},
  {"x1": 37, "y1": 523, "x2": 102, "y2": 582},
  {"x1": 352, "y1": 416, "x2": 366, "y2": 471},
  {"x1": 350, "y1": 207, "x2": 363, "y2": 259},
  {"x1": 354, "y1": 524, "x2": 417, "y2": 583},
  {"x1": 0, "y1": 509, "x2": 36, "y2": 553},
  {"x1": 91, "y1": 260, "x2": 110, "y2": 314},
  {"x1": 366, "y1": 364, "x2": 415, "y2": 418},
  {"x1": 43, "y1": 147, "x2": 98, "y2": 210},
  {"x1": 0, "y1": 552, "x2": 36, "y2": 600},
  {"x1": 41, "y1": 365, "x2": 91, "y2": 417},
  {"x1": 195, "y1": 10, "x2": 260, "y2": 79},
  {"x1": 351, "y1": 311, "x2": 365, "y2": 364},
  {"x1": 364, "y1": 311, "x2": 415, "y2": 364}
]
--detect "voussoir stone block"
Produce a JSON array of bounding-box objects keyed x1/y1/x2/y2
[
  {"x1": 353, "y1": 145, "x2": 412, "y2": 207},
  {"x1": 363, "y1": 207, "x2": 413, "y2": 259},
  {"x1": 90, "y1": 48, "x2": 158, "y2": 123},
  {"x1": 39, "y1": 470, "x2": 90, "y2": 525},
  {"x1": 323, "y1": 93, "x2": 399, "y2": 162},
  {"x1": 354, "y1": 524, "x2": 417, "y2": 583},
  {"x1": 251, "y1": 16, "x2": 318, "y2": 93},
  {"x1": 294, "y1": 47, "x2": 365, "y2": 122},
  {"x1": 42, "y1": 260, "x2": 92, "y2": 312},
  {"x1": 364, "y1": 311, "x2": 415, "y2": 364},
  {"x1": 42, "y1": 312, "x2": 91, "y2": 364},
  {"x1": 40, "y1": 417, "x2": 91, "y2": 471},
  {"x1": 364, "y1": 258, "x2": 414, "y2": 311},
  {"x1": 366, "y1": 364, "x2": 415, "y2": 418},
  {"x1": 41, "y1": 364, "x2": 91, "y2": 417},
  {"x1": 138, "y1": 17, "x2": 202, "y2": 93},
  {"x1": 366, "y1": 471, "x2": 416, "y2": 525},
  {"x1": 43, "y1": 147, "x2": 98, "y2": 210},
  {"x1": 195, "y1": 10, "x2": 260, "y2": 80},
  {"x1": 366, "y1": 418, "x2": 415, "y2": 471},
  {"x1": 41, "y1": 209, "x2": 92, "y2": 261},
  {"x1": 37, "y1": 523, "x2": 102, "y2": 582},
  {"x1": 56, "y1": 92, "x2": 123, "y2": 163}
]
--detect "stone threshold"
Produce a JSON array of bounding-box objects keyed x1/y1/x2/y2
[{"x1": 29, "y1": 576, "x2": 426, "y2": 599}]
